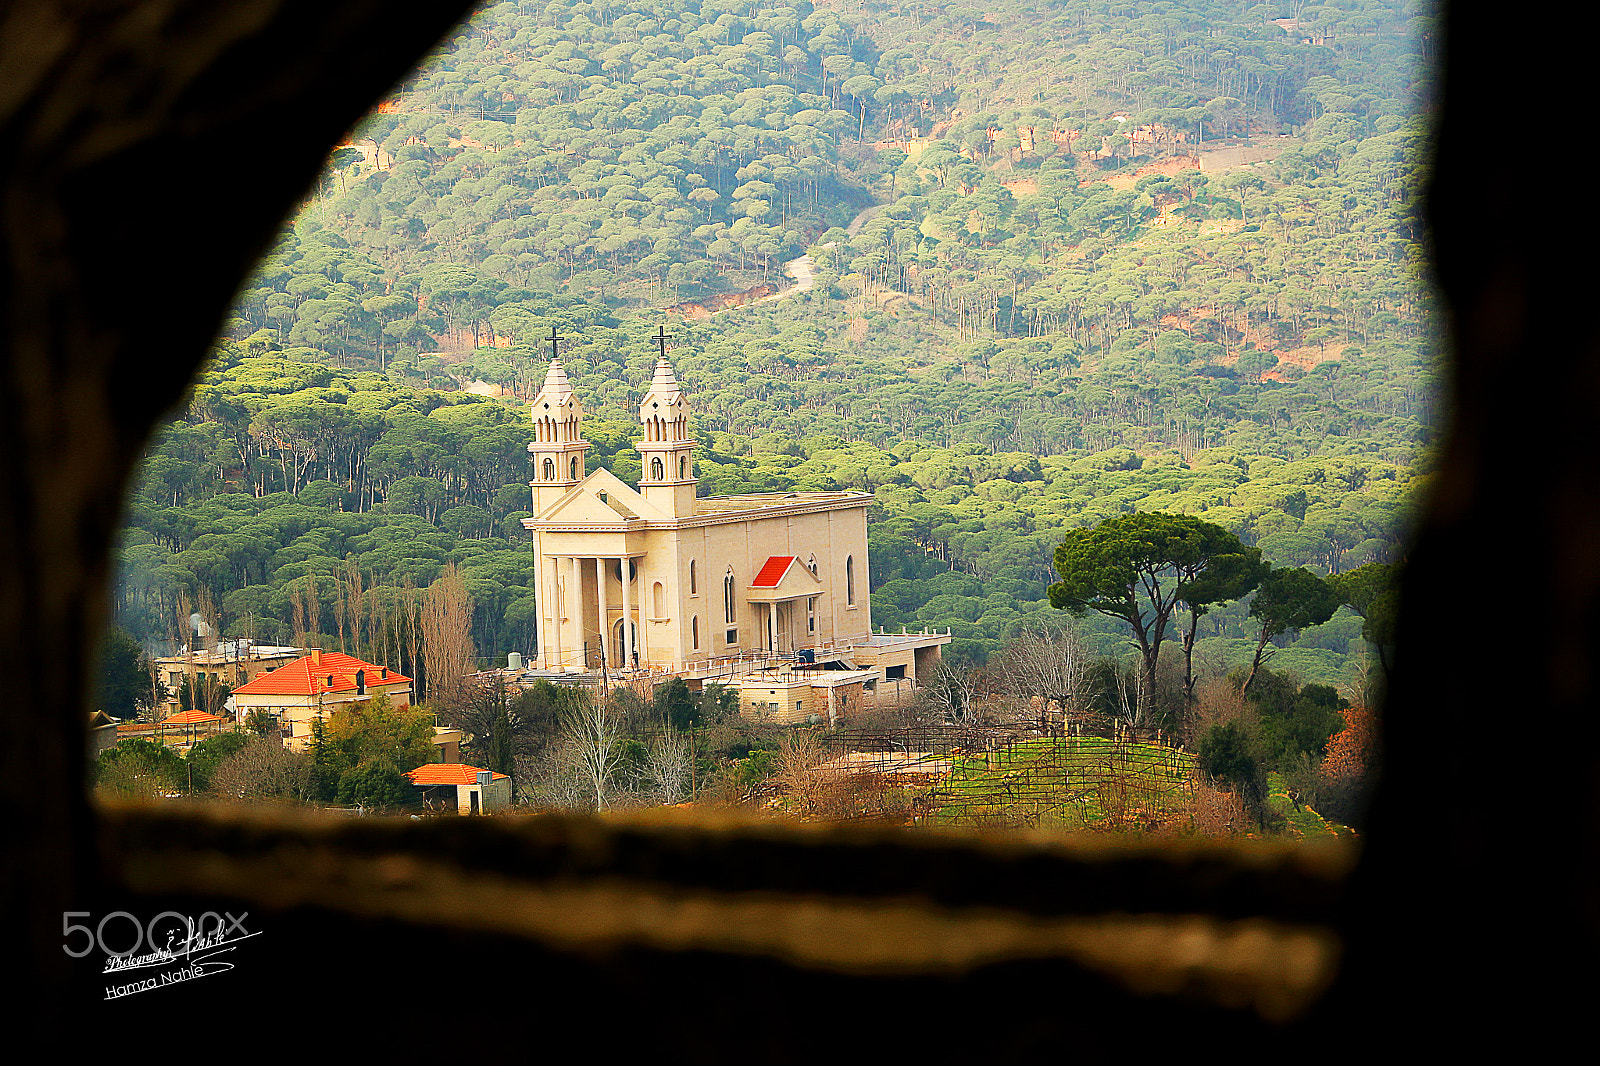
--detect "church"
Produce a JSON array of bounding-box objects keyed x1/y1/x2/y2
[{"x1": 521, "y1": 353, "x2": 946, "y2": 723}]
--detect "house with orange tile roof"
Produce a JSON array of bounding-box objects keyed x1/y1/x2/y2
[
  {"x1": 405, "y1": 762, "x2": 512, "y2": 814},
  {"x1": 520, "y1": 353, "x2": 948, "y2": 724},
  {"x1": 230, "y1": 649, "x2": 413, "y2": 751}
]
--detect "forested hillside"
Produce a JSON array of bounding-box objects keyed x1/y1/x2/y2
[{"x1": 117, "y1": 0, "x2": 1438, "y2": 685}]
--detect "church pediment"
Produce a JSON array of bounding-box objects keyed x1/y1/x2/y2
[
  {"x1": 746, "y1": 555, "x2": 825, "y2": 602},
  {"x1": 535, "y1": 467, "x2": 669, "y2": 523}
]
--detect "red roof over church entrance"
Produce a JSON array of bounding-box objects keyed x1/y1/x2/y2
[{"x1": 751, "y1": 555, "x2": 798, "y2": 587}]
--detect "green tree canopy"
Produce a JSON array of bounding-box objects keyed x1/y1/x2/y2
[
  {"x1": 1174, "y1": 524, "x2": 1264, "y2": 715},
  {"x1": 325, "y1": 694, "x2": 434, "y2": 773},
  {"x1": 335, "y1": 758, "x2": 414, "y2": 810},
  {"x1": 94, "y1": 627, "x2": 153, "y2": 720},
  {"x1": 1329, "y1": 562, "x2": 1400, "y2": 673},
  {"x1": 96, "y1": 738, "x2": 187, "y2": 799},
  {"x1": 1050, "y1": 511, "x2": 1258, "y2": 729},
  {"x1": 1245, "y1": 567, "x2": 1340, "y2": 692},
  {"x1": 185, "y1": 731, "x2": 253, "y2": 793}
]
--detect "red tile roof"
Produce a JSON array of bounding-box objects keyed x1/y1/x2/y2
[
  {"x1": 405, "y1": 764, "x2": 508, "y2": 786},
  {"x1": 751, "y1": 555, "x2": 797, "y2": 587},
  {"x1": 160, "y1": 709, "x2": 226, "y2": 725},
  {"x1": 232, "y1": 652, "x2": 411, "y2": 697}
]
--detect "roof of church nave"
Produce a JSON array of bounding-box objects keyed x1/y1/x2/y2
[{"x1": 691, "y1": 490, "x2": 871, "y2": 515}]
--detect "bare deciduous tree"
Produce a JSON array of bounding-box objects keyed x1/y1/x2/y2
[
  {"x1": 421, "y1": 563, "x2": 476, "y2": 707},
  {"x1": 196, "y1": 586, "x2": 221, "y2": 653},
  {"x1": 291, "y1": 574, "x2": 319, "y2": 652},
  {"x1": 210, "y1": 738, "x2": 315, "y2": 803},
  {"x1": 145, "y1": 656, "x2": 167, "y2": 724},
  {"x1": 556, "y1": 691, "x2": 625, "y2": 812},
  {"x1": 1114, "y1": 661, "x2": 1148, "y2": 731},
  {"x1": 775, "y1": 728, "x2": 830, "y2": 815},
  {"x1": 517, "y1": 747, "x2": 592, "y2": 811},
  {"x1": 645, "y1": 729, "x2": 693, "y2": 805},
  {"x1": 994, "y1": 623, "x2": 1099, "y2": 729},
  {"x1": 333, "y1": 564, "x2": 348, "y2": 653},
  {"x1": 919, "y1": 662, "x2": 982, "y2": 727}
]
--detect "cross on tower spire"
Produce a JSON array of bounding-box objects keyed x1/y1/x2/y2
[
  {"x1": 528, "y1": 325, "x2": 588, "y2": 513},
  {"x1": 636, "y1": 326, "x2": 695, "y2": 517}
]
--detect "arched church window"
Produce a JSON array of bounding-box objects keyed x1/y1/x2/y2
[
  {"x1": 653, "y1": 581, "x2": 665, "y2": 617},
  {"x1": 569, "y1": 456, "x2": 579, "y2": 480},
  {"x1": 846, "y1": 555, "x2": 855, "y2": 606},
  {"x1": 724, "y1": 571, "x2": 736, "y2": 624},
  {"x1": 692, "y1": 616, "x2": 699, "y2": 650},
  {"x1": 543, "y1": 457, "x2": 555, "y2": 481},
  {"x1": 679, "y1": 456, "x2": 688, "y2": 479},
  {"x1": 807, "y1": 555, "x2": 818, "y2": 576},
  {"x1": 652, "y1": 456, "x2": 665, "y2": 480},
  {"x1": 689, "y1": 560, "x2": 697, "y2": 594}
]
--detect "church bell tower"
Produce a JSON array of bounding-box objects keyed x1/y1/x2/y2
[
  {"x1": 636, "y1": 333, "x2": 697, "y2": 518},
  {"x1": 528, "y1": 355, "x2": 589, "y2": 514}
]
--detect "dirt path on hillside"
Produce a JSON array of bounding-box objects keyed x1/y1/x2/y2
[
  {"x1": 845, "y1": 204, "x2": 884, "y2": 236},
  {"x1": 688, "y1": 202, "x2": 883, "y2": 317},
  {"x1": 762, "y1": 202, "x2": 882, "y2": 304},
  {"x1": 758, "y1": 253, "x2": 815, "y2": 303}
]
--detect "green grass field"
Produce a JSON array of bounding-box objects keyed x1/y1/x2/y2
[
  {"x1": 927, "y1": 736, "x2": 1198, "y2": 832},
  {"x1": 920, "y1": 740, "x2": 1356, "y2": 837},
  {"x1": 1265, "y1": 772, "x2": 1357, "y2": 840}
]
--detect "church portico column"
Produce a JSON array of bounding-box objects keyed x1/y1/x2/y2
[
  {"x1": 637, "y1": 564, "x2": 650, "y2": 667},
  {"x1": 595, "y1": 556, "x2": 607, "y2": 670},
  {"x1": 538, "y1": 553, "x2": 554, "y2": 669},
  {"x1": 621, "y1": 558, "x2": 634, "y2": 669},
  {"x1": 567, "y1": 555, "x2": 582, "y2": 671},
  {"x1": 550, "y1": 554, "x2": 565, "y2": 670}
]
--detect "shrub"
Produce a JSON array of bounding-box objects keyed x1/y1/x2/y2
[
  {"x1": 335, "y1": 759, "x2": 413, "y2": 811},
  {"x1": 96, "y1": 738, "x2": 187, "y2": 799},
  {"x1": 186, "y1": 732, "x2": 252, "y2": 792},
  {"x1": 1199, "y1": 721, "x2": 1267, "y2": 822}
]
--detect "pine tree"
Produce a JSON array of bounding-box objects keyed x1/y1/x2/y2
[
  {"x1": 490, "y1": 704, "x2": 513, "y2": 779},
  {"x1": 307, "y1": 716, "x2": 345, "y2": 802}
]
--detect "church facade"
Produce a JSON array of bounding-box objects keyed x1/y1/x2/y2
[{"x1": 521, "y1": 355, "x2": 945, "y2": 721}]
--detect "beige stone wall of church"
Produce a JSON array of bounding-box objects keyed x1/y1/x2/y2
[
  {"x1": 833, "y1": 682, "x2": 870, "y2": 723},
  {"x1": 729, "y1": 679, "x2": 881, "y2": 726},
  {"x1": 673, "y1": 504, "x2": 871, "y2": 664},
  {"x1": 809, "y1": 686, "x2": 831, "y2": 722},
  {"x1": 810, "y1": 681, "x2": 871, "y2": 724},
  {"x1": 854, "y1": 646, "x2": 915, "y2": 678},
  {"x1": 531, "y1": 492, "x2": 871, "y2": 673},
  {"x1": 643, "y1": 527, "x2": 687, "y2": 667}
]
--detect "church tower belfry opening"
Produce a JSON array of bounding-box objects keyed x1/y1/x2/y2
[
  {"x1": 528, "y1": 330, "x2": 590, "y2": 514},
  {"x1": 635, "y1": 327, "x2": 697, "y2": 518}
]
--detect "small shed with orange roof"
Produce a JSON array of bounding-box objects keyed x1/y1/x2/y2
[{"x1": 405, "y1": 763, "x2": 512, "y2": 814}]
